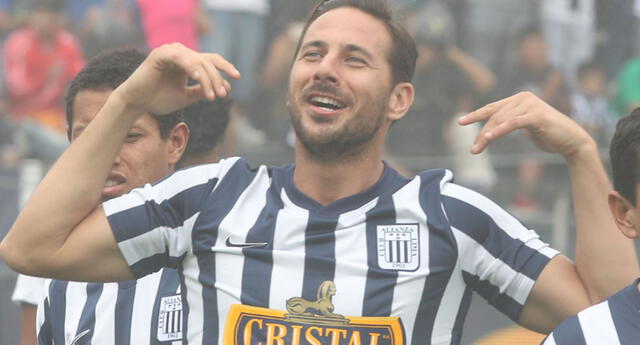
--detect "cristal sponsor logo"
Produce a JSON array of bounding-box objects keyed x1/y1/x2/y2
[{"x1": 224, "y1": 281, "x2": 404, "y2": 345}]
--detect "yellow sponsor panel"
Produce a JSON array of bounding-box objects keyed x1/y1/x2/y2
[{"x1": 224, "y1": 304, "x2": 405, "y2": 345}]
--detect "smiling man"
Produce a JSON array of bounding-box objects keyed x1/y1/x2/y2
[{"x1": 1, "y1": 1, "x2": 637, "y2": 345}]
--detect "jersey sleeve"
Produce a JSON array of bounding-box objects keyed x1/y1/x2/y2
[
  {"x1": 12, "y1": 274, "x2": 47, "y2": 306},
  {"x1": 440, "y1": 180, "x2": 559, "y2": 321},
  {"x1": 102, "y1": 157, "x2": 242, "y2": 279}
]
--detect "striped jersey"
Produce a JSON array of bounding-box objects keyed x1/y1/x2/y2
[
  {"x1": 542, "y1": 279, "x2": 640, "y2": 345},
  {"x1": 103, "y1": 157, "x2": 559, "y2": 345},
  {"x1": 37, "y1": 268, "x2": 183, "y2": 345}
]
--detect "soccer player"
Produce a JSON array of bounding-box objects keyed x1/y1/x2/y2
[
  {"x1": 539, "y1": 110, "x2": 640, "y2": 345},
  {"x1": 1, "y1": 1, "x2": 636, "y2": 344}
]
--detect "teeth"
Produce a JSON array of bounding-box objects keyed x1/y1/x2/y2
[
  {"x1": 311, "y1": 96, "x2": 343, "y2": 109},
  {"x1": 105, "y1": 179, "x2": 119, "y2": 187}
]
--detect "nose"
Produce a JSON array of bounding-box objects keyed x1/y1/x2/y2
[
  {"x1": 113, "y1": 154, "x2": 122, "y2": 166},
  {"x1": 313, "y1": 55, "x2": 340, "y2": 85}
]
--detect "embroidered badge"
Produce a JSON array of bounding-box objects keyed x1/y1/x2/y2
[
  {"x1": 376, "y1": 224, "x2": 420, "y2": 271},
  {"x1": 157, "y1": 295, "x2": 182, "y2": 342}
]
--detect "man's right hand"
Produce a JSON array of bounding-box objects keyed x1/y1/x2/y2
[{"x1": 113, "y1": 43, "x2": 240, "y2": 116}]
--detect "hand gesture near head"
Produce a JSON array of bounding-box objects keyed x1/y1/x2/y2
[
  {"x1": 459, "y1": 91, "x2": 595, "y2": 160},
  {"x1": 112, "y1": 43, "x2": 240, "y2": 116}
]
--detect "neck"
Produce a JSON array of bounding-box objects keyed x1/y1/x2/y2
[{"x1": 293, "y1": 141, "x2": 385, "y2": 206}]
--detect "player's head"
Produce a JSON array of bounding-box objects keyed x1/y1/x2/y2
[
  {"x1": 65, "y1": 48, "x2": 188, "y2": 201},
  {"x1": 517, "y1": 25, "x2": 547, "y2": 70},
  {"x1": 177, "y1": 98, "x2": 231, "y2": 168},
  {"x1": 29, "y1": 0, "x2": 64, "y2": 40},
  {"x1": 576, "y1": 60, "x2": 606, "y2": 97},
  {"x1": 608, "y1": 108, "x2": 640, "y2": 238},
  {"x1": 287, "y1": 0, "x2": 416, "y2": 162}
]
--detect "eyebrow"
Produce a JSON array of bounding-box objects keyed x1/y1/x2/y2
[{"x1": 300, "y1": 41, "x2": 375, "y2": 61}]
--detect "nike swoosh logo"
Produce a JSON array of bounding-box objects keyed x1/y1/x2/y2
[
  {"x1": 70, "y1": 329, "x2": 90, "y2": 345},
  {"x1": 225, "y1": 236, "x2": 268, "y2": 248}
]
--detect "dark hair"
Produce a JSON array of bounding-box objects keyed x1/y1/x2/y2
[
  {"x1": 65, "y1": 47, "x2": 183, "y2": 140},
  {"x1": 577, "y1": 60, "x2": 603, "y2": 80},
  {"x1": 293, "y1": 0, "x2": 417, "y2": 85},
  {"x1": 179, "y1": 98, "x2": 231, "y2": 164},
  {"x1": 610, "y1": 108, "x2": 640, "y2": 205}
]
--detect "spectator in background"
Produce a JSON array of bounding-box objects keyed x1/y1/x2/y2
[
  {"x1": 63, "y1": 0, "x2": 145, "y2": 58},
  {"x1": 571, "y1": 61, "x2": 616, "y2": 146},
  {"x1": 135, "y1": 0, "x2": 204, "y2": 50},
  {"x1": 539, "y1": 0, "x2": 596, "y2": 87},
  {"x1": 614, "y1": 57, "x2": 640, "y2": 116},
  {"x1": 387, "y1": 1, "x2": 495, "y2": 173},
  {"x1": 495, "y1": 25, "x2": 571, "y2": 213},
  {"x1": 200, "y1": 0, "x2": 270, "y2": 149},
  {"x1": 3, "y1": 1, "x2": 84, "y2": 163}
]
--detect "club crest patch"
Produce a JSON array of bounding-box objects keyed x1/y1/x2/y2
[
  {"x1": 157, "y1": 295, "x2": 182, "y2": 342},
  {"x1": 376, "y1": 224, "x2": 420, "y2": 271}
]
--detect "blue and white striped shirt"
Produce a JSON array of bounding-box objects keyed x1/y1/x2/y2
[
  {"x1": 542, "y1": 279, "x2": 640, "y2": 345},
  {"x1": 37, "y1": 268, "x2": 183, "y2": 345},
  {"x1": 104, "y1": 157, "x2": 558, "y2": 345}
]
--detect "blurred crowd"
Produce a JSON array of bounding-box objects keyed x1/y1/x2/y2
[{"x1": 1, "y1": 0, "x2": 640, "y2": 223}]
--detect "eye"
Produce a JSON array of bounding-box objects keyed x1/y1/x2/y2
[
  {"x1": 301, "y1": 50, "x2": 322, "y2": 61},
  {"x1": 125, "y1": 133, "x2": 142, "y2": 143},
  {"x1": 345, "y1": 56, "x2": 367, "y2": 66}
]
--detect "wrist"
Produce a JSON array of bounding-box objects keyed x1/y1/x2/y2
[{"x1": 565, "y1": 136, "x2": 599, "y2": 165}]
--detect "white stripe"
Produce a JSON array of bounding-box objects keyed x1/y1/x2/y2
[
  {"x1": 91, "y1": 284, "x2": 117, "y2": 345},
  {"x1": 391, "y1": 178, "x2": 428, "y2": 345},
  {"x1": 103, "y1": 157, "x2": 241, "y2": 215},
  {"x1": 268, "y1": 190, "x2": 308, "y2": 310},
  {"x1": 65, "y1": 283, "x2": 87, "y2": 345},
  {"x1": 118, "y1": 213, "x2": 198, "y2": 267},
  {"x1": 215, "y1": 166, "x2": 271, "y2": 340},
  {"x1": 452, "y1": 227, "x2": 535, "y2": 305},
  {"x1": 542, "y1": 334, "x2": 557, "y2": 345},
  {"x1": 332, "y1": 199, "x2": 378, "y2": 315},
  {"x1": 442, "y1": 183, "x2": 559, "y2": 259},
  {"x1": 580, "y1": 300, "x2": 621, "y2": 345},
  {"x1": 183, "y1": 253, "x2": 204, "y2": 345},
  {"x1": 130, "y1": 271, "x2": 163, "y2": 345}
]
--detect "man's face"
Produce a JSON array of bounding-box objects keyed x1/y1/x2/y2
[
  {"x1": 287, "y1": 7, "x2": 395, "y2": 161},
  {"x1": 71, "y1": 89, "x2": 176, "y2": 201}
]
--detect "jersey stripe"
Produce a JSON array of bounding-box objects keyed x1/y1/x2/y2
[
  {"x1": 37, "y1": 296, "x2": 52, "y2": 345},
  {"x1": 362, "y1": 195, "x2": 398, "y2": 316},
  {"x1": 114, "y1": 281, "x2": 136, "y2": 345},
  {"x1": 301, "y1": 213, "x2": 338, "y2": 301},
  {"x1": 191, "y1": 158, "x2": 260, "y2": 345},
  {"x1": 48, "y1": 280, "x2": 68, "y2": 345},
  {"x1": 150, "y1": 269, "x2": 181, "y2": 345},
  {"x1": 413, "y1": 170, "x2": 459, "y2": 345},
  {"x1": 77, "y1": 283, "x2": 102, "y2": 344},
  {"x1": 240, "y1": 183, "x2": 285, "y2": 307},
  {"x1": 580, "y1": 301, "x2": 621, "y2": 345}
]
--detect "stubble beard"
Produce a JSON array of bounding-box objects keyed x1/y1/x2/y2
[{"x1": 287, "y1": 93, "x2": 388, "y2": 164}]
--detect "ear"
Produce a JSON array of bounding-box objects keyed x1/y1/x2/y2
[
  {"x1": 166, "y1": 122, "x2": 189, "y2": 166},
  {"x1": 608, "y1": 190, "x2": 640, "y2": 239},
  {"x1": 387, "y1": 82, "x2": 414, "y2": 122}
]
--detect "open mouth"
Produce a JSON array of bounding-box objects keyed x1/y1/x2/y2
[
  {"x1": 105, "y1": 175, "x2": 125, "y2": 187},
  {"x1": 308, "y1": 95, "x2": 346, "y2": 111}
]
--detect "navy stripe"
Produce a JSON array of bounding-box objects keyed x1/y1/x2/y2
[
  {"x1": 75, "y1": 283, "x2": 103, "y2": 345},
  {"x1": 240, "y1": 184, "x2": 284, "y2": 307},
  {"x1": 412, "y1": 169, "x2": 458, "y2": 344},
  {"x1": 551, "y1": 315, "x2": 588, "y2": 345},
  {"x1": 362, "y1": 195, "x2": 398, "y2": 316},
  {"x1": 110, "y1": 179, "x2": 217, "y2": 243},
  {"x1": 461, "y1": 271, "x2": 522, "y2": 320},
  {"x1": 301, "y1": 213, "x2": 338, "y2": 301},
  {"x1": 48, "y1": 280, "x2": 67, "y2": 345},
  {"x1": 192, "y1": 158, "x2": 260, "y2": 344},
  {"x1": 114, "y1": 281, "x2": 136, "y2": 345},
  {"x1": 150, "y1": 268, "x2": 182, "y2": 345},
  {"x1": 442, "y1": 195, "x2": 550, "y2": 280},
  {"x1": 450, "y1": 287, "x2": 472, "y2": 345},
  {"x1": 609, "y1": 284, "x2": 640, "y2": 345},
  {"x1": 178, "y1": 267, "x2": 190, "y2": 345},
  {"x1": 37, "y1": 297, "x2": 52, "y2": 345}
]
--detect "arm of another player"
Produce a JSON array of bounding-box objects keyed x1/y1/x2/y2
[
  {"x1": 459, "y1": 91, "x2": 639, "y2": 332},
  {"x1": 0, "y1": 43, "x2": 239, "y2": 282}
]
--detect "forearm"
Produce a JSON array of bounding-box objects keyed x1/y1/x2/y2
[
  {"x1": 0, "y1": 93, "x2": 141, "y2": 273},
  {"x1": 568, "y1": 141, "x2": 639, "y2": 302}
]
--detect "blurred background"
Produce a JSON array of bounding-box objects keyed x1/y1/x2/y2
[{"x1": 1, "y1": 0, "x2": 640, "y2": 343}]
